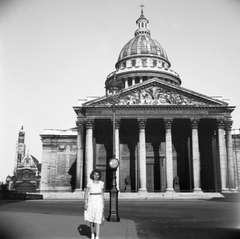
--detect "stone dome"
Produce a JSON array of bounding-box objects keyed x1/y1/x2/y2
[
  {"x1": 105, "y1": 8, "x2": 181, "y2": 96},
  {"x1": 115, "y1": 9, "x2": 170, "y2": 70},
  {"x1": 117, "y1": 35, "x2": 169, "y2": 63}
]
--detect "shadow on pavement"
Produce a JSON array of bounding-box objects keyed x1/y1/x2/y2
[
  {"x1": 208, "y1": 193, "x2": 240, "y2": 203},
  {"x1": 78, "y1": 224, "x2": 91, "y2": 238},
  {"x1": 0, "y1": 230, "x2": 10, "y2": 239},
  {"x1": 0, "y1": 191, "x2": 43, "y2": 202},
  {"x1": 0, "y1": 200, "x2": 25, "y2": 206}
]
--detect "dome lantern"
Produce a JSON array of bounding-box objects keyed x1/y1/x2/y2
[{"x1": 135, "y1": 4, "x2": 150, "y2": 36}]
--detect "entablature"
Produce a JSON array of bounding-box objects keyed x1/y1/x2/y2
[{"x1": 78, "y1": 104, "x2": 234, "y2": 120}]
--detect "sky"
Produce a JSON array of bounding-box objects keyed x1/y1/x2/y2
[{"x1": 0, "y1": 0, "x2": 240, "y2": 182}]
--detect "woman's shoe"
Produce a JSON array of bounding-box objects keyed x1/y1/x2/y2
[
  {"x1": 96, "y1": 237, "x2": 99, "y2": 239},
  {"x1": 91, "y1": 234, "x2": 95, "y2": 239}
]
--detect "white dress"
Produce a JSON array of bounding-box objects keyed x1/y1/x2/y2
[{"x1": 84, "y1": 180, "x2": 104, "y2": 224}]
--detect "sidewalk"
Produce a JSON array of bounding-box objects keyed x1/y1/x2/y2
[{"x1": 0, "y1": 211, "x2": 138, "y2": 239}]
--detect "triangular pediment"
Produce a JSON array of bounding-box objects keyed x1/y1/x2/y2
[
  {"x1": 19, "y1": 152, "x2": 38, "y2": 169},
  {"x1": 83, "y1": 78, "x2": 228, "y2": 107}
]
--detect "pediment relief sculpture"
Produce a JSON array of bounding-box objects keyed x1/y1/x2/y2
[{"x1": 117, "y1": 86, "x2": 208, "y2": 106}]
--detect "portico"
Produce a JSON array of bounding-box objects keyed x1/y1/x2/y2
[{"x1": 74, "y1": 86, "x2": 236, "y2": 193}]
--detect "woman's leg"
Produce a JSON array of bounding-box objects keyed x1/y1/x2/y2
[
  {"x1": 95, "y1": 223, "x2": 100, "y2": 237},
  {"x1": 90, "y1": 222, "x2": 95, "y2": 237}
]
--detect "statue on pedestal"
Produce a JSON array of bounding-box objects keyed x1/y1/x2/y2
[
  {"x1": 174, "y1": 176, "x2": 180, "y2": 192},
  {"x1": 125, "y1": 175, "x2": 131, "y2": 192}
]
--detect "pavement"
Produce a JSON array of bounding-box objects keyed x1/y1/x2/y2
[
  {"x1": 0, "y1": 210, "x2": 138, "y2": 239},
  {"x1": 0, "y1": 193, "x2": 239, "y2": 239}
]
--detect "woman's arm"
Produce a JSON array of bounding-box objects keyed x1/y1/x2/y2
[{"x1": 84, "y1": 187, "x2": 89, "y2": 210}]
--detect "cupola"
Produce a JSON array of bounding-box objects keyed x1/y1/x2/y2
[{"x1": 105, "y1": 5, "x2": 181, "y2": 94}]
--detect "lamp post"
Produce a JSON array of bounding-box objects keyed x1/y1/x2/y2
[
  {"x1": 6, "y1": 175, "x2": 11, "y2": 191},
  {"x1": 106, "y1": 74, "x2": 123, "y2": 222}
]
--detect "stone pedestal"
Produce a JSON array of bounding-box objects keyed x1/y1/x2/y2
[{"x1": 125, "y1": 185, "x2": 131, "y2": 192}]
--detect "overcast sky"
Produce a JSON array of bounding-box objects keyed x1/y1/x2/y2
[{"x1": 1, "y1": 0, "x2": 240, "y2": 182}]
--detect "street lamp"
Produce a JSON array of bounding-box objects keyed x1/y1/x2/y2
[
  {"x1": 6, "y1": 175, "x2": 12, "y2": 191},
  {"x1": 106, "y1": 74, "x2": 123, "y2": 222}
]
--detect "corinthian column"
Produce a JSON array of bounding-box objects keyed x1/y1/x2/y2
[
  {"x1": 217, "y1": 119, "x2": 228, "y2": 192},
  {"x1": 190, "y1": 119, "x2": 202, "y2": 192},
  {"x1": 85, "y1": 119, "x2": 94, "y2": 188},
  {"x1": 76, "y1": 119, "x2": 84, "y2": 190},
  {"x1": 115, "y1": 119, "x2": 121, "y2": 189},
  {"x1": 138, "y1": 119, "x2": 147, "y2": 192},
  {"x1": 225, "y1": 119, "x2": 236, "y2": 191},
  {"x1": 164, "y1": 119, "x2": 174, "y2": 192}
]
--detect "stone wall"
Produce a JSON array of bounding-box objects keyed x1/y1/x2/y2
[{"x1": 40, "y1": 132, "x2": 77, "y2": 192}]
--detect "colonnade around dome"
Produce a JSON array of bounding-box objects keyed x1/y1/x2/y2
[{"x1": 117, "y1": 57, "x2": 170, "y2": 70}]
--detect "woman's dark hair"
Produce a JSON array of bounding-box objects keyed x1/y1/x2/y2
[{"x1": 90, "y1": 169, "x2": 102, "y2": 180}]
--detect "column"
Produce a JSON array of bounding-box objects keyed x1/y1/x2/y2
[
  {"x1": 164, "y1": 119, "x2": 174, "y2": 192},
  {"x1": 115, "y1": 119, "x2": 121, "y2": 190},
  {"x1": 190, "y1": 119, "x2": 202, "y2": 192},
  {"x1": 160, "y1": 153, "x2": 166, "y2": 192},
  {"x1": 225, "y1": 119, "x2": 236, "y2": 191},
  {"x1": 132, "y1": 77, "x2": 135, "y2": 86},
  {"x1": 75, "y1": 119, "x2": 84, "y2": 191},
  {"x1": 85, "y1": 119, "x2": 94, "y2": 188},
  {"x1": 217, "y1": 119, "x2": 228, "y2": 191},
  {"x1": 138, "y1": 119, "x2": 147, "y2": 192},
  {"x1": 212, "y1": 132, "x2": 220, "y2": 191},
  {"x1": 125, "y1": 78, "x2": 128, "y2": 88}
]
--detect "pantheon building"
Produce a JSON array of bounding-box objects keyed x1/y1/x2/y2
[{"x1": 40, "y1": 9, "x2": 238, "y2": 198}]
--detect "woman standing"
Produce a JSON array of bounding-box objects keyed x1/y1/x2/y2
[{"x1": 84, "y1": 169, "x2": 105, "y2": 239}]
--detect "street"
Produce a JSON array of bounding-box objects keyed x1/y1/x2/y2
[{"x1": 0, "y1": 196, "x2": 239, "y2": 239}]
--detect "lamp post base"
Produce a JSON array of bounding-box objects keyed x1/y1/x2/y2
[
  {"x1": 107, "y1": 189, "x2": 120, "y2": 221},
  {"x1": 108, "y1": 215, "x2": 120, "y2": 222},
  {"x1": 107, "y1": 169, "x2": 120, "y2": 222}
]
